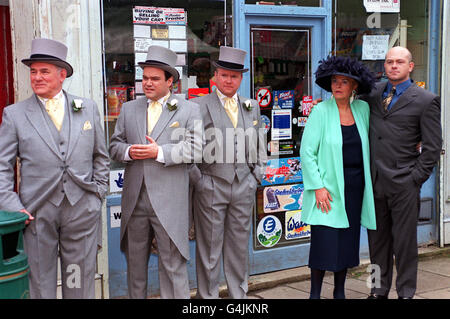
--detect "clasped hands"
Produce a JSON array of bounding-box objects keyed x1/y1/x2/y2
[{"x1": 128, "y1": 136, "x2": 159, "y2": 160}]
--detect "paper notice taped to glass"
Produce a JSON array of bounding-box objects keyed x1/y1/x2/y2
[
  {"x1": 363, "y1": 0, "x2": 400, "y2": 13},
  {"x1": 362, "y1": 35, "x2": 389, "y2": 60}
]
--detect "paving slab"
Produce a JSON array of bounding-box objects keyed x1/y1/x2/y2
[
  {"x1": 417, "y1": 288, "x2": 450, "y2": 299},
  {"x1": 250, "y1": 285, "x2": 310, "y2": 299}
]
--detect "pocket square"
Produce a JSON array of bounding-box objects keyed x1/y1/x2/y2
[
  {"x1": 83, "y1": 120, "x2": 92, "y2": 131},
  {"x1": 169, "y1": 121, "x2": 179, "y2": 128},
  {"x1": 253, "y1": 120, "x2": 258, "y2": 126}
]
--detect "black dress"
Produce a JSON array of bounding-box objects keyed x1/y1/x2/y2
[{"x1": 308, "y1": 124, "x2": 365, "y2": 272}]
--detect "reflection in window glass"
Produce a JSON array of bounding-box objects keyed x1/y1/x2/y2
[
  {"x1": 332, "y1": 0, "x2": 429, "y2": 83},
  {"x1": 102, "y1": 0, "x2": 229, "y2": 169}
]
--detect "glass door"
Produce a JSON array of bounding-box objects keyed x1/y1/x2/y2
[
  {"x1": 250, "y1": 26, "x2": 312, "y2": 252},
  {"x1": 239, "y1": 9, "x2": 331, "y2": 274}
]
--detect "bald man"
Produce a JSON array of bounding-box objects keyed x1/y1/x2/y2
[{"x1": 362, "y1": 47, "x2": 442, "y2": 299}]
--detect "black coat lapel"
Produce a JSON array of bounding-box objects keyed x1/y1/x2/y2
[{"x1": 388, "y1": 84, "x2": 418, "y2": 115}]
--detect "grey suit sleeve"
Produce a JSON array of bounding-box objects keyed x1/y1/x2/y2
[
  {"x1": 109, "y1": 105, "x2": 132, "y2": 163},
  {"x1": 161, "y1": 103, "x2": 203, "y2": 166},
  {"x1": 91, "y1": 101, "x2": 110, "y2": 199},
  {"x1": 0, "y1": 109, "x2": 25, "y2": 212},
  {"x1": 412, "y1": 95, "x2": 442, "y2": 185}
]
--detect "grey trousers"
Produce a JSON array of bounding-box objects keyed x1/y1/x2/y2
[
  {"x1": 123, "y1": 185, "x2": 189, "y2": 299},
  {"x1": 193, "y1": 173, "x2": 257, "y2": 299},
  {"x1": 23, "y1": 192, "x2": 101, "y2": 299},
  {"x1": 367, "y1": 175, "x2": 421, "y2": 298}
]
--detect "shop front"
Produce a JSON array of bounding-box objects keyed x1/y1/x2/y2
[{"x1": 101, "y1": 0, "x2": 442, "y2": 298}]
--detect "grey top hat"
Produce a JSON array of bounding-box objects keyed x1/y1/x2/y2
[
  {"x1": 138, "y1": 45, "x2": 180, "y2": 82},
  {"x1": 212, "y1": 46, "x2": 249, "y2": 73},
  {"x1": 21, "y1": 38, "x2": 73, "y2": 77}
]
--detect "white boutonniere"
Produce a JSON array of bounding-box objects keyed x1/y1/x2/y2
[
  {"x1": 167, "y1": 99, "x2": 178, "y2": 111},
  {"x1": 72, "y1": 99, "x2": 84, "y2": 112},
  {"x1": 243, "y1": 100, "x2": 253, "y2": 111}
]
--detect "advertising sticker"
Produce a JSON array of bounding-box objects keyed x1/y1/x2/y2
[
  {"x1": 257, "y1": 215, "x2": 282, "y2": 248},
  {"x1": 110, "y1": 170, "x2": 125, "y2": 193},
  {"x1": 133, "y1": 7, "x2": 187, "y2": 25},
  {"x1": 273, "y1": 90, "x2": 295, "y2": 109},
  {"x1": 302, "y1": 96, "x2": 313, "y2": 116},
  {"x1": 110, "y1": 206, "x2": 122, "y2": 229},
  {"x1": 260, "y1": 115, "x2": 271, "y2": 134},
  {"x1": 263, "y1": 184, "x2": 304, "y2": 213},
  {"x1": 285, "y1": 210, "x2": 310, "y2": 240},
  {"x1": 262, "y1": 157, "x2": 302, "y2": 186}
]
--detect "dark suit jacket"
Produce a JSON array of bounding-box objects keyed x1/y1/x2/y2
[{"x1": 361, "y1": 81, "x2": 442, "y2": 190}]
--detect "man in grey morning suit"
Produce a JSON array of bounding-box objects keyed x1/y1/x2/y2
[
  {"x1": 0, "y1": 38, "x2": 110, "y2": 298},
  {"x1": 364, "y1": 47, "x2": 442, "y2": 299},
  {"x1": 109, "y1": 45, "x2": 202, "y2": 299},
  {"x1": 191, "y1": 46, "x2": 267, "y2": 299}
]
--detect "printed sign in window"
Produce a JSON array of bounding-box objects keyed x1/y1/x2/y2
[{"x1": 271, "y1": 109, "x2": 292, "y2": 140}]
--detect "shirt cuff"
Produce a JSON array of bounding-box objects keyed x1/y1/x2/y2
[
  {"x1": 124, "y1": 146, "x2": 132, "y2": 161},
  {"x1": 156, "y1": 146, "x2": 165, "y2": 163}
]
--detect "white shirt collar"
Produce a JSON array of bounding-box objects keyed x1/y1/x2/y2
[
  {"x1": 148, "y1": 92, "x2": 171, "y2": 107},
  {"x1": 37, "y1": 90, "x2": 64, "y2": 103}
]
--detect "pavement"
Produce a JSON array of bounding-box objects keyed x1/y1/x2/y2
[{"x1": 214, "y1": 245, "x2": 450, "y2": 299}]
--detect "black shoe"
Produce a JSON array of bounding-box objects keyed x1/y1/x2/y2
[
  {"x1": 398, "y1": 296, "x2": 413, "y2": 299},
  {"x1": 367, "y1": 294, "x2": 388, "y2": 299}
]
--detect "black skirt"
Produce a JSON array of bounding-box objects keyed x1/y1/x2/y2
[{"x1": 308, "y1": 124, "x2": 365, "y2": 272}]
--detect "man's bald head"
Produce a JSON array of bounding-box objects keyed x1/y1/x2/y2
[
  {"x1": 384, "y1": 46, "x2": 415, "y2": 85},
  {"x1": 386, "y1": 46, "x2": 413, "y2": 62}
]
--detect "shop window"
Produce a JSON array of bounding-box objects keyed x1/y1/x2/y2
[
  {"x1": 102, "y1": 0, "x2": 231, "y2": 173},
  {"x1": 332, "y1": 0, "x2": 429, "y2": 84},
  {"x1": 245, "y1": 0, "x2": 321, "y2": 6}
]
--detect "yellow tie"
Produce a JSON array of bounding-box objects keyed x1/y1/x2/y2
[
  {"x1": 147, "y1": 100, "x2": 163, "y2": 135},
  {"x1": 45, "y1": 98, "x2": 64, "y2": 131},
  {"x1": 224, "y1": 97, "x2": 238, "y2": 128}
]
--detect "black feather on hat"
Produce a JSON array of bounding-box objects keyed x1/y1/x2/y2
[{"x1": 315, "y1": 56, "x2": 376, "y2": 94}]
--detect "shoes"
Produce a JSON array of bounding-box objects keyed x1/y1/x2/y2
[
  {"x1": 398, "y1": 296, "x2": 413, "y2": 299},
  {"x1": 367, "y1": 293, "x2": 388, "y2": 299}
]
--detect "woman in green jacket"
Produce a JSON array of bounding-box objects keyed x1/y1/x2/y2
[{"x1": 300, "y1": 56, "x2": 377, "y2": 299}]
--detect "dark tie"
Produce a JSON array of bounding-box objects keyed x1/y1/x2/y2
[{"x1": 383, "y1": 86, "x2": 396, "y2": 111}]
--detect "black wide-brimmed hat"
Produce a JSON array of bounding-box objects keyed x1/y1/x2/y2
[
  {"x1": 315, "y1": 56, "x2": 375, "y2": 94},
  {"x1": 22, "y1": 38, "x2": 74, "y2": 77},
  {"x1": 212, "y1": 46, "x2": 249, "y2": 73},
  {"x1": 138, "y1": 45, "x2": 180, "y2": 82}
]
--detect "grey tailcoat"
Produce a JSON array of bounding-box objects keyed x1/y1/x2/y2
[
  {"x1": 109, "y1": 95, "x2": 202, "y2": 259},
  {"x1": 0, "y1": 91, "x2": 110, "y2": 214}
]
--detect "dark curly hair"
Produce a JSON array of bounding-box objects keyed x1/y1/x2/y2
[{"x1": 315, "y1": 56, "x2": 376, "y2": 94}]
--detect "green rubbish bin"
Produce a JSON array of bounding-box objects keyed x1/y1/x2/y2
[{"x1": 0, "y1": 211, "x2": 30, "y2": 299}]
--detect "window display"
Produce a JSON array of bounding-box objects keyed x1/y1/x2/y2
[{"x1": 102, "y1": 0, "x2": 231, "y2": 174}]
